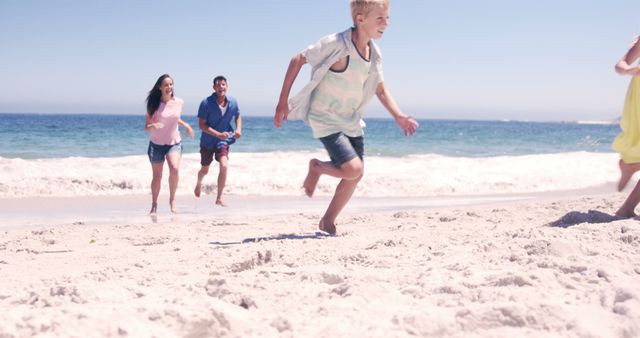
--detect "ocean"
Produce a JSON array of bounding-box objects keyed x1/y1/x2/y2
[
  {"x1": 0, "y1": 113, "x2": 623, "y2": 198},
  {"x1": 0, "y1": 113, "x2": 618, "y2": 159}
]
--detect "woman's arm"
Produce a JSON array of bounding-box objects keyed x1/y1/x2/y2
[
  {"x1": 144, "y1": 113, "x2": 163, "y2": 132},
  {"x1": 178, "y1": 118, "x2": 195, "y2": 138}
]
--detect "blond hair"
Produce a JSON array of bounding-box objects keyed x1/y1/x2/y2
[{"x1": 350, "y1": 0, "x2": 389, "y2": 25}]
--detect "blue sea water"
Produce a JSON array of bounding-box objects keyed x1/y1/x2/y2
[{"x1": 0, "y1": 113, "x2": 621, "y2": 159}]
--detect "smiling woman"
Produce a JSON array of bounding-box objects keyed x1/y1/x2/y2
[{"x1": 144, "y1": 74, "x2": 194, "y2": 214}]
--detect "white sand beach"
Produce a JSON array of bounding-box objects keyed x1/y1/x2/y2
[{"x1": 1, "y1": 190, "x2": 639, "y2": 337}]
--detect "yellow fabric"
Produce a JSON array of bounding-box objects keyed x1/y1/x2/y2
[{"x1": 613, "y1": 76, "x2": 640, "y2": 163}]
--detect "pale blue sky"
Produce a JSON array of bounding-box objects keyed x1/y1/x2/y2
[{"x1": 0, "y1": 0, "x2": 638, "y2": 121}]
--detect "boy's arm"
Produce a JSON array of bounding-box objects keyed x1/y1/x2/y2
[
  {"x1": 616, "y1": 36, "x2": 640, "y2": 76},
  {"x1": 376, "y1": 82, "x2": 419, "y2": 136},
  {"x1": 199, "y1": 118, "x2": 228, "y2": 140},
  {"x1": 234, "y1": 114, "x2": 242, "y2": 138},
  {"x1": 274, "y1": 53, "x2": 307, "y2": 128}
]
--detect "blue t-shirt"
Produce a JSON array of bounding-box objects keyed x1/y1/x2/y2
[{"x1": 197, "y1": 94, "x2": 240, "y2": 149}]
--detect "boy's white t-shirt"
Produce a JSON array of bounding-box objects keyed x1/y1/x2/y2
[
  {"x1": 308, "y1": 49, "x2": 371, "y2": 138},
  {"x1": 287, "y1": 28, "x2": 384, "y2": 126}
]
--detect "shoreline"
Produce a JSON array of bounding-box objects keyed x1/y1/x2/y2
[{"x1": 0, "y1": 182, "x2": 618, "y2": 229}]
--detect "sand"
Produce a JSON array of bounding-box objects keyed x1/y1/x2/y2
[{"x1": 1, "y1": 192, "x2": 639, "y2": 337}]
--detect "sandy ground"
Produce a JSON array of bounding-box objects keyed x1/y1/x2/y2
[{"x1": 1, "y1": 191, "x2": 639, "y2": 337}]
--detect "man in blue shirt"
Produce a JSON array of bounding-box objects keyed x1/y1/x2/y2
[{"x1": 194, "y1": 75, "x2": 242, "y2": 207}]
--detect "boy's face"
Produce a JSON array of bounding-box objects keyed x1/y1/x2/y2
[
  {"x1": 213, "y1": 80, "x2": 227, "y2": 97},
  {"x1": 357, "y1": 5, "x2": 389, "y2": 40}
]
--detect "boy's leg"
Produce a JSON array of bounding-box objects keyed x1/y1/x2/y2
[
  {"x1": 313, "y1": 134, "x2": 365, "y2": 235},
  {"x1": 195, "y1": 146, "x2": 215, "y2": 197},
  {"x1": 616, "y1": 180, "x2": 640, "y2": 218},
  {"x1": 303, "y1": 158, "x2": 362, "y2": 197},
  {"x1": 320, "y1": 166, "x2": 364, "y2": 234},
  {"x1": 304, "y1": 133, "x2": 364, "y2": 197}
]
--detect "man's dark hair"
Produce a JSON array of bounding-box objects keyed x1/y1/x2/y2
[{"x1": 213, "y1": 75, "x2": 227, "y2": 85}]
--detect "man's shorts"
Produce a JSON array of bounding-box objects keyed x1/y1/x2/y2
[
  {"x1": 200, "y1": 144, "x2": 230, "y2": 166},
  {"x1": 147, "y1": 142, "x2": 182, "y2": 163},
  {"x1": 319, "y1": 132, "x2": 364, "y2": 168}
]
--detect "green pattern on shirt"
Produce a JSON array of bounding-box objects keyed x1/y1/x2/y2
[{"x1": 308, "y1": 53, "x2": 371, "y2": 138}]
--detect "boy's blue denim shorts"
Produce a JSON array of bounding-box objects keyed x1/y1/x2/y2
[
  {"x1": 147, "y1": 141, "x2": 182, "y2": 163},
  {"x1": 319, "y1": 132, "x2": 364, "y2": 168}
]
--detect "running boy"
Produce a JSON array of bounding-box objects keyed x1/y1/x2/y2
[
  {"x1": 195, "y1": 76, "x2": 242, "y2": 207},
  {"x1": 274, "y1": 0, "x2": 419, "y2": 235}
]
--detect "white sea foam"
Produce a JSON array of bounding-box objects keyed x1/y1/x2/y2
[
  {"x1": 576, "y1": 120, "x2": 617, "y2": 125},
  {"x1": 0, "y1": 151, "x2": 620, "y2": 198}
]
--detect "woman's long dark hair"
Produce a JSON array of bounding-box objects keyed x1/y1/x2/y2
[{"x1": 146, "y1": 74, "x2": 173, "y2": 116}]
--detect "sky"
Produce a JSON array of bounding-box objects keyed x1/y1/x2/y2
[{"x1": 0, "y1": 0, "x2": 638, "y2": 122}]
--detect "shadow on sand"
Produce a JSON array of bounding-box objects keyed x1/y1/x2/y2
[
  {"x1": 210, "y1": 231, "x2": 332, "y2": 246},
  {"x1": 548, "y1": 210, "x2": 627, "y2": 228}
]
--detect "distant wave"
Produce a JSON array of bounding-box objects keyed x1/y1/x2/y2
[{"x1": 576, "y1": 120, "x2": 618, "y2": 125}]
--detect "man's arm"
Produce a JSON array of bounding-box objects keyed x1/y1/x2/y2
[
  {"x1": 199, "y1": 118, "x2": 227, "y2": 140},
  {"x1": 234, "y1": 114, "x2": 242, "y2": 139}
]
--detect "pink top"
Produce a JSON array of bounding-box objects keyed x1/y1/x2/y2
[{"x1": 149, "y1": 97, "x2": 183, "y2": 145}]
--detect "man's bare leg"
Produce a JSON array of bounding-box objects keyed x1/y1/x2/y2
[
  {"x1": 195, "y1": 165, "x2": 210, "y2": 197},
  {"x1": 216, "y1": 156, "x2": 229, "y2": 207}
]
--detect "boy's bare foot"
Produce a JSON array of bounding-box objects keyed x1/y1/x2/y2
[
  {"x1": 149, "y1": 203, "x2": 158, "y2": 215},
  {"x1": 618, "y1": 159, "x2": 634, "y2": 192},
  {"x1": 194, "y1": 183, "x2": 201, "y2": 197},
  {"x1": 303, "y1": 159, "x2": 321, "y2": 197},
  {"x1": 170, "y1": 201, "x2": 178, "y2": 213},
  {"x1": 216, "y1": 199, "x2": 228, "y2": 207},
  {"x1": 319, "y1": 219, "x2": 336, "y2": 235}
]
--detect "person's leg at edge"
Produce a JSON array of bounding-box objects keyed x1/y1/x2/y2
[
  {"x1": 616, "y1": 180, "x2": 640, "y2": 218},
  {"x1": 216, "y1": 155, "x2": 229, "y2": 206},
  {"x1": 166, "y1": 151, "x2": 181, "y2": 213},
  {"x1": 150, "y1": 162, "x2": 163, "y2": 214},
  {"x1": 618, "y1": 159, "x2": 640, "y2": 191}
]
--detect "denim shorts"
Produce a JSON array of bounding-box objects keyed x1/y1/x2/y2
[
  {"x1": 319, "y1": 132, "x2": 364, "y2": 168},
  {"x1": 147, "y1": 141, "x2": 182, "y2": 163}
]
